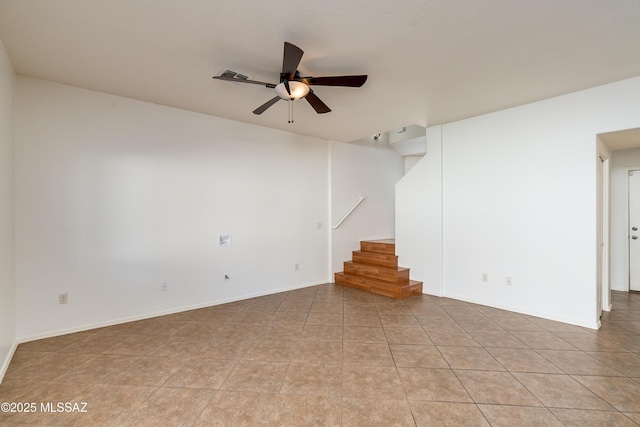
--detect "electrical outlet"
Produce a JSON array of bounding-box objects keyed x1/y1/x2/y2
[
  {"x1": 224, "y1": 274, "x2": 230, "y2": 282},
  {"x1": 295, "y1": 263, "x2": 299, "y2": 271},
  {"x1": 506, "y1": 276, "x2": 513, "y2": 286},
  {"x1": 161, "y1": 282, "x2": 168, "y2": 292},
  {"x1": 482, "y1": 273, "x2": 488, "y2": 283},
  {"x1": 58, "y1": 293, "x2": 68, "y2": 304}
]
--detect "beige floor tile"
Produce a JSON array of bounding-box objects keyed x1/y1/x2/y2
[
  {"x1": 343, "y1": 312, "x2": 381, "y2": 326},
  {"x1": 438, "y1": 346, "x2": 505, "y2": 371},
  {"x1": 426, "y1": 329, "x2": 479, "y2": 346},
  {"x1": 491, "y1": 316, "x2": 545, "y2": 332},
  {"x1": 416, "y1": 315, "x2": 464, "y2": 331},
  {"x1": 342, "y1": 366, "x2": 405, "y2": 399},
  {"x1": 384, "y1": 326, "x2": 432, "y2": 345},
  {"x1": 269, "y1": 394, "x2": 342, "y2": 426},
  {"x1": 194, "y1": 391, "x2": 277, "y2": 427},
  {"x1": 57, "y1": 333, "x2": 125, "y2": 354},
  {"x1": 455, "y1": 370, "x2": 542, "y2": 406},
  {"x1": 455, "y1": 316, "x2": 504, "y2": 331},
  {"x1": 53, "y1": 383, "x2": 157, "y2": 427},
  {"x1": 101, "y1": 334, "x2": 168, "y2": 356},
  {"x1": 242, "y1": 339, "x2": 301, "y2": 363},
  {"x1": 550, "y1": 408, "x2": 639, "y2": 427},
  {"x1": 56, "y1": 354, "x2": 139, "y2": 383},
  {"x1": 4, "y1": 351, "x2": 94, "y2": 381},
  {"x1": 110, "y1": 355, "x2": 189, "y2": 386},
  {"x1": 163, "y1": 358, "x2": 236, "y2": 389},
  {"x1": 120, "y1": 387, "x2": 215, "y2": 427},
  {"x1": 301, "y1": 324, "x2": 343, "y2": 341},
  {"x1": 624, "y1": 411, "x2": 640, "y2": 424},
  {"x1": 407, "y1": 304, "x2": 448, "y2": 317},
  {"x1": 310, "y1": 301, "x2": 344, "y2": 313},
  {"x1": 486, "y1": 348, "x2": 563, "y2": 373},
  {"x1": 0, "y1": 377, "x2": 46, "y2": 401},
  {"x1": 375, "y1": 303, "x2": 414, "y2": 316},
  {"x1": 441, "y1": 305, "x2": 483, "y2": 318},
  {"x1": 510, "y1": 331, "x2": 577, "y2": 350},
  {"x1": 379, "y1": 314, "x2": 421, "y2": 328},
  {"x1": 3, "y1": 286, "x2": 640, "y2": 427},
  {"x1": 409, "y1": 401, "x2": 490, "y2": 427},
  {"x1": 294, "y1": 340, "x2": 343, "y2": 365},
  {"x1": 269, "y1": 310, "x2": 309, "y2": 325},
  {"x1": 343, "y1": 342, "x2": 395, "y2": 367},
  {"x1": 513, "y1": 372, "x2": 613, "y2": 410},
  {"x1": 260, "y1": 323, "x2": 305, "y2": 340},
  {"x1": 466, "y1": 330, "x2": 528, "y2": 349},
  {"x1": 588, "y1": 351, "x2": 640, "y2": 377},
  {"x1": 16, "y1": 331, "x2": 95, "y2": 352},
  {"x1": 556, "y1": 332, "x2": 630, "y2": 352},
  {"x1": 389, "y1": 344, "x2": 448, "y2": 368},
  {"x1": 197, "y1": 337, "x2": 253, "y2": 360},
  {"x1": 305, "y1": 311, "x2": 344, "y2": 325},
  {"x1": 0, "y1": 381, "x2": 99, "y2": 426},
  {"x1": 228, "y1": 310, "x2": 274, "y2": 325},
  {"x1": 572, "y1": 375, "x2": 640, "y2": 412},
  {"x1": 478, "y1": 404, "x2": 564, "y2": 427},
  {"x1": 280, "y1": 363, "x2": 342, "y2": 395},
  {"x1": 537, "y1": 349, "x2": 624, "y2": 376},
  {"x1": 344, "y1": 326, "x2": 387, "y2": 343},
  {"x1": 277, "y1": 300, "x2": 312, "y2": 312},
  {"x1": 342, "y1": 397, "x2": 415, "y2": 427},
  {"x1": 220, "y1": 361, "x2": 289, "y2": 393},
  {"x1": 397, "y1": 368, "x2": 472, "y2": 402}
]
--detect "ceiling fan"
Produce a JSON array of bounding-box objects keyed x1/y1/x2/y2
[{"x1": 213, "y1": 42, "x2": 367, "y2": 120}]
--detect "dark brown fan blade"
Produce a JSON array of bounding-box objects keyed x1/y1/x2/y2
[
  {"x1": 282, "y1": 42, "x2": 304, "y2": 80},
  {"x1": 253, "y1": 96, "x2": 281, "y2": 115},
  {"x1": 213, "y1": 76, "x2": 277, "y2": 88},
  {"x1": 305, "y1": 90, "x2": 331, "y2": 114},
  {"x1": 299, "y1": 75, "x2": 367, "y2": 87}
]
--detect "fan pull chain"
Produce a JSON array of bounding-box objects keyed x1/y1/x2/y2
[{"x1": 288, "y1": 100, "x2": 294, "y2": 123}]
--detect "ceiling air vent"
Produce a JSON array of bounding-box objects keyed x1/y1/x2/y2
[{"x1": 218, "y1": 69, "x2": 250, "y2": 84}]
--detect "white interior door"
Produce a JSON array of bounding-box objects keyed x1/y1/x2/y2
[{"x1": 629, "y1": 170, "x2": 640, "y2": 291}]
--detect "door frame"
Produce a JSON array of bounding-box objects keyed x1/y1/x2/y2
[
  {"x1": 628, "y1": 169, "x2": 640, "y2": 292},
  {"x1": 597, "y1": 143, "x2": 612, "y2": 320}
]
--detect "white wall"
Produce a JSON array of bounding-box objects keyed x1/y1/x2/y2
[
  {"x1": 610, "y1": 147, "x2": 640, "y2": 291},
  {"x1": 396, "y1": 125, "x2": 442, "y2": 295},
  {"x1": 0, "y1": 40, "x2": 16, "y2": 380},
  {"x1": 330, "y1": 140, "x2": 403, "y2": 273},
  {"x1": 397, "y1": 76, "x2": 640, "y2": 329},
  {"x1": 15, "y1": 77, "x2": 330, "y2": 340}
]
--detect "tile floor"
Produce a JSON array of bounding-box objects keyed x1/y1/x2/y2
[{"x1": 1, "y1": 285, "x2": 640, "y2": 426}]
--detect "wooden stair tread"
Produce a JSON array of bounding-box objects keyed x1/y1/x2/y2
[{"x1": 335, "y1": 239, "x2": 422, "y2": 299}]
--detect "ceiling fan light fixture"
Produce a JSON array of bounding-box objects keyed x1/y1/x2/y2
[{"x1": 275, "y1": 81, "x2": 309, "y2": 100}]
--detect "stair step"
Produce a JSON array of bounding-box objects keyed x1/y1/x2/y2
[
  {"x1": 352, "y1": 250, "x2": 398, "y2": 268},
  {"x1": 360, "y1": 239, "x2": 395, "y2": 255},
  {"x1": 335, "y1": 272, "x2": 423, "y2": 299},
  {"x1": 343, "y1": 261, "x2": 409, "y2": 285}
]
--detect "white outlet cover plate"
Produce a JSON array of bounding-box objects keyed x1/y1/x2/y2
[{"x1": 219, "y1": 235, "x2": 231, "y2": 246}]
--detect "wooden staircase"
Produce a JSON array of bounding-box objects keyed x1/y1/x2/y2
[{"x1": 334, "y1": 239, "x2": 423, "y2": 299}]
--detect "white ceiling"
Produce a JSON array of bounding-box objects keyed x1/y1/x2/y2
[{"x1": 1, "y1": 0, "x2": 640, "y2": 142}]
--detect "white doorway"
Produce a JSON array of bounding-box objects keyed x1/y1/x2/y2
[{"x1": 629, "y1": 170, "x2": 640, "y2": 291}]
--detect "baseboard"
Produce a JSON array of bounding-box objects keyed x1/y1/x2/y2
[
  {"x1": 0, "y1": 340, "x2": 18, "y2": 384},
  {"x1": 17, "y1": 280, "x2": 329, "y2": 344}
]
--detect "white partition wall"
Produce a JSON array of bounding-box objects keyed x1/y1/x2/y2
[
  {"x1": 396, "y1": 77, "x2": 640, "y2": 328},
  {"x1": 330, "y1": 140, "x2": 404, "y2": 274},
  {"x1": 14, "y1": 77, "x2": 330, "y2": 340},
  {"x1": 0, "y1": 40, "x2": 16, "y2": 379}
]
